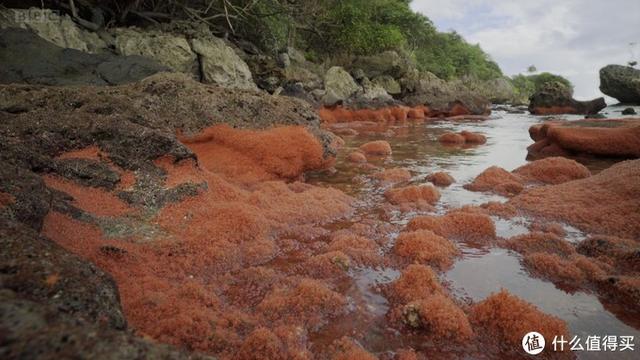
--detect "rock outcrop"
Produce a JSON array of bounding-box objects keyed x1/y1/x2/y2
[
  {"x1": 599, "y1": 65, "x2": 640, "y2": 104},
  {"x1": 0, "y1": 28, "x2": 168, "y2": 86},
  {"x1": 528, "y1": 81, "x2": 606, "y2": 115},
  {"x1": 322, "y1": 66, "x2": 361, "y2": 106}
]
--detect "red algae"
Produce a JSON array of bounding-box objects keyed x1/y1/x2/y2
[
  {"x1": 460, "y1": 130, "x2": 487, "y2": 144},
  {"x1": 464, "y1": 166, "x2": 524, "y2": 196},
  {"x1": 359, "y1": 140, "x2": 392, "y2": 156},
  {"x1": 330, "y1": 337, "x2": 377, "y2": 360},
  {"x1": 180, "y1": 124, "x2": 334, "y2": 183},
  {"x1": 400, "y1": 295, "x2": 473, "y2": 342},
  {"x1": 54, "y1": 145, "x2": 103, "y2": 160},
  {"x1": 43, "y1": 174, "x2": 133, "y2": 217},
  {"x1": 528, "y1": 221, "x2": 567, "y2": 237},
  {"x1": 304, "y1": 251, "x2": 351, "y2": 279},
  {"x1": 257, "y1": 278, "x2": 347, "y2": 327},
  {"x1": 509, "y1": 159, "x2": 640, "y2": 238},
  {"x1": 407, "y1": 211, "x2": 496, "y2": 243},
  {"x1": 470, "y1": 290, "x2": 570, "y2": 350},
  {"x1": 385, "y1": 185, "x2": 440, "y2": 206},
  {"x1": 347, "y1": 151, "x2": 367, "y2": 163},
  {"x1": 328, "y1": 233, "x2": 381, "y2": 265},
  {"x1": 577, "y1": 236, "x2": 640, "y2": 273},
  {"x1": 523, "y1": 252, "x2": 607, "y2": 286},
  {"x1": 372, "y1": 168, "x2": 412, "y2": 184},
  {"x1": 394, "y1": 230, "x2": 459, "y2": 270},
  {"x1": 438, "y1": 132, "x2": 465, "y2": 145},
  {"x1": 513, "y1": 157, "x2": 591, "y2": 185},
  {"x1": 154, "y1": 156, "x2": 207, "y2": 188},
  {"x1": 236, "y1": 327, "x2": 288, "y2": 360},
  {"x1": 426, "y1": 171, "x2": 454, "y2": 187},
  {"x1": 505, "y1": 232, "x2": 576, "y2": 257},
  {"x1": 387, "y1": 264, "x2": 444, "y2": 304},
  {"x1": 319, "y1": 106, "x2": 420, "y2": 125},
  {"x1": 0, "y1": 192, "x2": 15, "y2": 207}
]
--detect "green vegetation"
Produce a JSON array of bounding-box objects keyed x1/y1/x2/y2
[
  {"x1": 511, "y1": 72, "x2": 574, "y2": 101},
  {"x1": 94, "y1": 0, "x2": 502, "y2": 81}
]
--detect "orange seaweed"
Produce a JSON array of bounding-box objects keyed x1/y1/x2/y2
[
  {"x1": 387, "y1": 264, "x2": 444, "y2": 304},
  {"x1": 43, "y1": 174, "x2": 133, "y2": 217},
  {"x1": 359, "y1": 140, "x2": 392, "y2": 156},
  {"x1": 385, "y1": 185, "x2": 440, "y2": 206},
  {"x1": 400, "y1": 294, "x2": 473, "y2": 342},
  {"x1": 328, "y1": 233, "x2": 380, "y2": 265},
  {"x1": 347, "y1": 151, "x2": 367, "y2": 163},
  {"x1": 470, "y1": 290, "x2": 570, "y2": 350},
  {"x1": 505, "y1": 232, "x2": 575, "y2": 257},
  {"x1": 407, "y1": 211, "x2": 496, "y2": 243},
  {"x1": 372, "y1": 168, "x2": 412, "y2": 184},
  {"x1": 464, "y1": 166, "x2": 523, "y2": 196},
  {"x1": 460, "y1": 130, "x2": 487, "y2": 144},
  {"x1": 438, "y1": 132, "x2": 465, "y2": 145},
  {"x1": 426, "y1": 171, "x2": 454, "y2": 187},
  {"x1": 513, "y1": 157, "x2": 591, "y2": 184},
  {"x1": 394, "y1": 230, "x2": 459, "y2": 270}
]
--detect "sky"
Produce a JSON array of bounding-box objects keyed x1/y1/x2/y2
[{"x1": 410, "y1": 0, "x2": 640, "y2": 100}]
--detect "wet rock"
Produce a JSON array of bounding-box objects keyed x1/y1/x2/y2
[
  {"x1": 52, "y1": 158, "x2": 121, "y2": 190},
  {"x1": 0, "y1": 28, "x2": 168, "y2": 86},
  {"x1": 0, "y1": 7, "x2": 108, "y2": 53},
  {"x1": 622, "y1": 107, "x2": 637, "y2": 115},
  {"x1": 528, "y1": 81, "x2": 606, "y2": 115},
  {"x1": 322, "y1": 66, "x2": 360, "y2": 106},
  {"x1": 0, "y1": 162, "x2": 51, "y2": 231},
  {"x1": 599, "y1": 64, "x2": 640, "y2": 104},
  {"x1": 0, "y1": 219, "x2": 126, "y2": 329},
  {"x1": 0, "y1": 292, "x2": 214, "y2": 359},
  {"x1": 438, "y1": 132, "x2": 465, "y2": 145}
]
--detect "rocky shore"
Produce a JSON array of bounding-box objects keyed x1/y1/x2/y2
[{"x1": 1, "y1": 5, "x2": 640, "y2": 360}]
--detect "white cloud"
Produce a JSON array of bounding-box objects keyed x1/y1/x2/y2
[{"x1": 411, "y1": 0, "x2": 640, "y2": 100}]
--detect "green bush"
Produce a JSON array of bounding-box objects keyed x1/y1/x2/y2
[{"x1": 510, "y1": 72, "x2": 573, "y2": 101}]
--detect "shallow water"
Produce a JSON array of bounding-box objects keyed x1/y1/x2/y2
[{"x1": 307, "y1": 106, "x2": 639, "y2": 358}]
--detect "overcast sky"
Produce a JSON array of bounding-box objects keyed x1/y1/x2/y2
[{"x1": 410, "y1": 0, "x2": 640, "y2": 100}]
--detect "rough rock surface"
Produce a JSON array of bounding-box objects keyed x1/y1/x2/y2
[
  {"x1": 599, "y1": 65, "x2": 640, "y2": 104},
  {"x1": 191, "y1": 37, "x2": 257, "y2": 90},
  {"x1": 528, "y1": 81, "x2": 606, "y2": 115},
  {"x1": 322, "y1": 66, "x2": 360, "y2": 106},
  {"x1": 0, "y1": 28, "x2": 168, "y2": 86},
  {"x1": 350, "y1": 51, "x2": 412, "y2": 79},
  {"x1": 0, "y1": 7, "x2": 108, "y2": 53}
]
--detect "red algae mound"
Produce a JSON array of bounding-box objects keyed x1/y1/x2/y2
[
  {"x1": 385, "y1": 185, "x2": 440, "y2": 206},
  {"x1": 304, "y1": 251, "x2": 351, "y2": 279},
  {"x1": 387, "y1": 264, "x2": 444, "y2": 304},
  {"x1": 180, "y1": 124, "x2": 334, "y2": 183},
  {"x1": 527, "y1": 121, "x2": 640, "y2": 159},
  {"x1": 426, "y1": 171, "x2": 454, "y2": 187},
  {"x1": 513, "y1": 157, "x2": 591, "y2": 184},
  {"x1": 509, "y1": 159, "x2": 640, "y2": 239},
  {"x1": 577, "y1": 236, "x2": 640, "y2": 273},
  {"x1": 505, "y1": 232, "x2": 575, "y2": 257},
  {"x1": 401, "y1": 295, "x2": 473, "y2": 342},
  {"x1": 328, "y1": 234, "x2": 381, "y2": 265},
  {"x1": 330, "y1": 337, "x2": 377, "y2": 360},
  {"x1": 438, "y1": 132, "x2": 465, "y2": 145},
  {"x1": 347, "y1": 151, "x2": 367, "y2": 163},
  {"x1": 439, "y1": 131, "x2": 486, "y2": 145},
  {"x1": 319, "y1": 106, "x2": 426, "y2": 125},
  {"x1": 470, "y1": 290, "x2": 570, "y2": 351},
  {"x1": 523, "y1": 252, "x2": 607, "y2": 287},
  {"x1": 407, "y1": 211, "x2": 496, "y2": 243},
  {"x1": 394, "y1": 230, "x2": 459, "y2": 270},
  {"x1": 372, "y1": 168, "x2": 412, "y2": 184},
  {"x1": 460, "y1": 130, "x2": 487, "y2": 144},
  {"x1": 464, "y1": 166, "x2": 524, "y2": 196},
  {"x1": 359, "y1": 140, "x2": 392, "y2": 156}
]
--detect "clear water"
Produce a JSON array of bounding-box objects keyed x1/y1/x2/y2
[{"x1": 306, "y1": 107, "x2": 639, "y2": 358}]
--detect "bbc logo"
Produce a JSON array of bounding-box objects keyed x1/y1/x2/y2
[{"x1": 13, "y1": 9, "x2": 62, "y2": 23}]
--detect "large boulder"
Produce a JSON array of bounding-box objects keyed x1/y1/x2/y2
[
  {"x1": 400, "y1": 70, "x2": 491, "y2": 115},
  {"x1": 351, "y1": 50, "x2": 412, "y2": 79},
  {"x1": 528, "y1": 81, "x2": 606, "y2": 115},
  {"x1": 0, "y1": 7, "x2": 108, "y2": 53},
  {"x1": 600, "y1": 65, "x2": 640, "y2": 104},
  {"x1": 322, "y1": 66, "x2": 360, "y2": 106},
  {"x1": 0, "y1": 28, "x2": 168, "y2": 86},
  {"x1": 190, "y1": 37, "x2": 257, "y2": 90},
  {"x1": 373, "y1": 75, "x2": 402, "y2": 95},
  {"x1": 113, "y1": 28, "x2": 198, "y2": 76}
]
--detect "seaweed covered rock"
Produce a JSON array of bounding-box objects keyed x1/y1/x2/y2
[
  {"x1": 528, "y1": 81, "x2": 606, "y2": 115},
  {"x1": 599, "y1": 64, "x2": 640, "y2": 104}
]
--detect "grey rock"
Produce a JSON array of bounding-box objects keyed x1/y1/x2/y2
[
  {"x1": 0, "y1": 28, "x2": 168, "y2": 86},
  {"x1": 600, "y1": 65, "x2": 640, "y2": 104},
  {"x1": 622, "y1": 107, "x2": 637, "y2": 115},
  {"x1": 322, "y1": 66, "x2": 359, "y2": 105},
  {"x1": 191, "y1": 37, "x2": 257, "y2": 90},
  {"x1": 529, "y1": 81, "x2": 606, "y2": 115},
  {"x1": 372, "y1": 75, "x2": 401, "y2": 95}
]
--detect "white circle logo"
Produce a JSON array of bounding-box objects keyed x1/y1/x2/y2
[{"x1": 522, "y1": 331, "x2": 545, "y2": 355}]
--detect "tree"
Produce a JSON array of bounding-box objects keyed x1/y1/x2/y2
[{"x1": 527, "y1": 65, "x2": 537, "y2": 73}]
